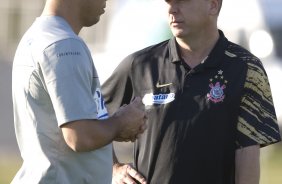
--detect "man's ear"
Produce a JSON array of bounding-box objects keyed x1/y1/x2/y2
[{"x1": 209, "y1": 0, "x2": 221, "y2": 15}]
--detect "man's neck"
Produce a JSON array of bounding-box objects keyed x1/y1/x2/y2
[
  {"x1": 176, "y1": 30, "x2": 219, "y2": 68},
  {"x1": 41, "y1": 0, "x2": 82, "y2": 34}
]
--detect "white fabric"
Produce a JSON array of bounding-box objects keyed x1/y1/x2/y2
[{"x1": 12, "y1": 16, "x2": 112, "y2": 184}]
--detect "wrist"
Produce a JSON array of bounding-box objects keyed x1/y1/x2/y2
[{"x1": 113, "y1": 162, "x2": 122, "y2": 171}]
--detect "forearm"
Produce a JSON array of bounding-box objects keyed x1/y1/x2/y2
[
  {"x1": 235, "y1": 145, "x2": 260, "y2": 184},
  {"x1": 61, "y1": 118, "x2": 120, "y2": 152},
  {"x1": 61, "y1": 97, "x2": 146, "y2": 152}
]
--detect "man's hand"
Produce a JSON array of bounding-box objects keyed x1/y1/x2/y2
[
  {"x1": 61, "y1": 97, "x2": 146, "y2": 152},
  {"x1": 113, "y1": 97, "x2": 147, "y2": 142},
  {"x1": 112, "y1": 163, "x2": 147, "y2": 184}
]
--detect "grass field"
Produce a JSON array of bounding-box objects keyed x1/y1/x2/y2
[
  {"x1": 1, "y1": 143, "x2": 281, "y2": 184},
  {"x1": 0, "y1": 155, "x2": 21, "y2": 184},
  {"x1": 260, "y1": 144, "x2": 282, "y2": 184}
]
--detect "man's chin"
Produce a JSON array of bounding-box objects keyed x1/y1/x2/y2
[
  {"x1": 172, "y1": 31, "x2": 185, "y2": 38},
  {"x1": 85, "y1": 17, "x2": 101, "y2": 27}
]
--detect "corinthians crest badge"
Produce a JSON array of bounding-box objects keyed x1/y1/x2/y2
[{"x1": 207, "y1": 70, "x2": 228, "y2": 103}]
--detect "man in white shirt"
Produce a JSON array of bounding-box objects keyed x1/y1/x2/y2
[{"x1": 11, "y1": 0, "x2": 147, "y2": 183}]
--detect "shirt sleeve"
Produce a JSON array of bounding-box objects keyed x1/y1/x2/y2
[
  {"x1": 101, "y1": 55, "x2": 134, "y2": 116},
  {"x1": 236, "y1": 60, "x2": 281, "y2": 148},
  {"x1": 40, "y1": 38, "x2": 99, "y2": 126}
]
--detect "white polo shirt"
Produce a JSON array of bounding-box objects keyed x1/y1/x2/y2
[{"x1": 12, "y1": 16, "x2": 112, "y2": 184}]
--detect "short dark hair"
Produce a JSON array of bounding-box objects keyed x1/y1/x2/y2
[{"x1": 218, "y1": 0, "x2": 223, "y2": 13}]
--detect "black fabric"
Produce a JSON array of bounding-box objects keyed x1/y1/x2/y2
[{"x1": 101, "y1": 30, "x2": 279, "y2": 184}]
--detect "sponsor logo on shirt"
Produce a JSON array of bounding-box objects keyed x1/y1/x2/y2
[{"x1": 142, "y1": 93, "x2": 175, "y2": 106}]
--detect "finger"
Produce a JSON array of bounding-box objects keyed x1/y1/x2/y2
[
  {"x1": 144, "y1": 112, "x2": 148, "y2": 120},
  {"x1": 135, "y1": 133, "x2": 143, "y2": 140},
  {"x1": 131, "y1": 97, "x2": 142, "y2": 106},
  {"x1": 123, "y1": 138, "x2": 132, "y2": 142},
  {"x1": 135, "y1": 124, "x2": 147, "y2": 140},
  {"x1": 130, "y1": 98, "x2": 146, "y2": 115},
  {"x1": 112, "y1": 179, "x2": 126, "y2": 184},
  {"x1": 139, "y1": 123, "x2": 147, "y2": 132},
  {"x1": 119, "y1": 104, "x2": 128, "y2": 110},
  {"x1": 127, "y1": 167, "x2": 147, "y2": 184},
  {"x1": 123, "y1": 174, "x2": 137, "y2": 184},
  {"x1": 114, "y1": 137, "x2": 130, "y2": 142}
]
